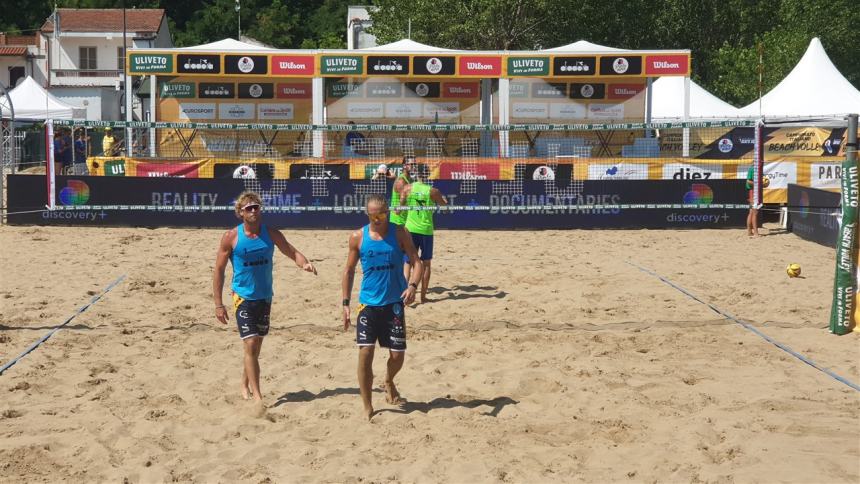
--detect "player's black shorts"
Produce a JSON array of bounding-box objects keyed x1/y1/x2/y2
[
  {"x1": 233, "y1": 293, "x2": 271, "y2": 339},
  {"x1": 356, "y1": 302, "x2": 406, "y2": 351}
]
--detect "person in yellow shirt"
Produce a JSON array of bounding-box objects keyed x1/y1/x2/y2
[{"x1": 102, "y1": 127, "x2": 116, "y2": 156}]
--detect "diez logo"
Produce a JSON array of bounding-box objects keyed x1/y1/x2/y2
[
  {"x1": 271, "y1": 55, "x2": 315, "y2": 75},
  {"x1": 645, "y1": 54, "x2": 689, "y2": 75},
  {"x1": 458, "y1": 56, "x2": 502, "y2": 76},
  {"x1": 177, "y1": 54, "x2": 220, "y2": 74},
  {"x1": 225, "y1": 55, "x2": 267, "y2": 74}
]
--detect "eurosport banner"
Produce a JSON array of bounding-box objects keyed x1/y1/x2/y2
[
  {"x1": 8, "y1": 175, "x2": 747, "y2": 229},
  {"x1": 787, "y1": 184, "x2": 840, "y2": 248},
  {"x1": 829, "y1": 161, "x2": 858, "y2": 335}
]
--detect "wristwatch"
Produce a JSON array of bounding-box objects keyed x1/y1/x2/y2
[{"x1": 342, "y1": 298, "x2": 350, "y2": 306}]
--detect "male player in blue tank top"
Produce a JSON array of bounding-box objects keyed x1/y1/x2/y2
[
  {"x1": 342, "y1": 194, "x2": 423, "y2": 420},
  {"x1": 213, "y1": 191, "x2": 317, "y2": 409}
]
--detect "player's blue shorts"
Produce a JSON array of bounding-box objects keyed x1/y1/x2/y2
[
  {"x1": 410, "y1": 233, "x2": 434, "y2": 260},
  {"x1": 356, "y1": 302, "x2": 406, "y2": 351},
  {"x1": 233, "y1": 293, "x2": 271, "y2": 339}
]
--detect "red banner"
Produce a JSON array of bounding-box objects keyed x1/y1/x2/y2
[
  {"x1": 608, "y1": 83, "x2": 645, "y2": 100},
  {"x1": 458, "y1": 56, "x2": 502, "y2": 76},
  {"x1": 644, "y1": 54, "x2": 689, "y2": 75},
  {"x1": 136, "y1": 162, "x2": 200, "y2": 178},
  {"x1": 442, "y1": 81, "x2": 480, "y2": 98},
  {"x1": 438, "y1": 162, "x2": 500, "y2": 180},
  {"x1": 270, "y1": 55, "x2": 315, "y2": 76},
  {"x1": 276, "y1": 83, "x2": 312, "y2": 99}
]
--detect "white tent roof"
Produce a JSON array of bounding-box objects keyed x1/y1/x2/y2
[
  {"x1": 651, "y1": 76, "x2": 741, "y2": 120},
  {"x1": 543, "y1": 40, "x2": 622, "y2": 52},
  {"x1": 176, "y1": 38, "x2": 275, "y2": 52},
  {"x1": 5, "y1": 76, "x2": 82, "y2": 120},
  {"x1": 738, "y1": 37, "x2": 860, "y2": 118},
  {"x1": 361, "y1": 39, "x2": 452, "y2": 52}
]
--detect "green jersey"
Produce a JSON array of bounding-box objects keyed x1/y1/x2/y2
[
  {"x1": 746, "y1": 165, "x2": 754, "y2": 190},
  {"x1": 405, "y1": 182, "x2": 435, "y2": 235},
  {"x1": 389, "y1": 173, "x2": 412, "y2": 225}
]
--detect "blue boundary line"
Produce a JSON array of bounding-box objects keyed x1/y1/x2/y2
[
  {"x1": 625, "y1": 261, "x2": 860, "y2": 392},
  {"x1": 0, "y1": 275, "x2": 127, "y2": 376}
]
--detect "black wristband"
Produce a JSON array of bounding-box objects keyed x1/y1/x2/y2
[
  {"x1": 342, "y1": 299, "x2": 350, "y2": 306},
  {"x1": 409, "y1": 283, "x2": 418, "y2": 289}
]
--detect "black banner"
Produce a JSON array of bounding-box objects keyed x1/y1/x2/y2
[
  {"x1": 365, "y1": 82, "x2": 402, "y2": 97},
  {"x1": 225, "y1": 55, "x2": 268, "y2": 75},
  {"x1": 198, "y1": 82, "x2": 235, "y2": 98},
  {"x1": 8, "y1": 176, "x2": 748, "y2": 229},
  {"x1": 787, "y1": 184, "x2": 841, "y2": 247},
  {"x1": 177, "y1": 54, "x2": 221, "y2": 74},
  {"x1": 412, "y1": 56, "x2": 456, "y2": 76},
  {"x1": 367, "y1": 56, "x2": 410, "y2": 75},
  {"x1": 405, "y1": 82, "x2": 440, "y2": 98},
  {"x1": 238, "y1": 83, "x2": 274, "y2": 99},
  {"x1": 531, "y1": 83, "x2": 567, "y2": 98},
  {"x1": 599, "y1": 56, "x2": 643, "y2": 76},
  {"x1": 288, "y1": 164, "x2": 350, "y2": 180},
  {"x1": 552, "y1": 56, "x2": 597, "y2": 76},
  {"x1": 570, "y1": 83, "x2": 605, "y2": 100},
  {"x1": 213, "y1": 163, "x2": 274, "y2": 180}
]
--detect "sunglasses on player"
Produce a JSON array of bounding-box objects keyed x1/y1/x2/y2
[
  {"x1": 242, "y1": 203, "x2": 261, "y2": 213},
  {"x1": 367, "y1": 210, "x2": 389, "y2": 222}
]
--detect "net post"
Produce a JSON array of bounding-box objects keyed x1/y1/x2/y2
[
  {"x1": 45, "y1": 119, "x2": 56, "y2": 210},
  {"x1": 312, "y1": 76, "x2": 324, "y2": 158},
  {"x1": 830, "y1": 113, "x2": 859, "y2": 335},
  {"x1": 753, "y1": 119, "x2": 763, "y2": 207}
]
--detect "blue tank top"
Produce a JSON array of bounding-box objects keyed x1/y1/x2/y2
[
  {"x1": 231, "y1": 224, "x2": 275, "y2": 300},
  {"x1": 359, "y1": 224, "x2": 407, "y2": 306}
]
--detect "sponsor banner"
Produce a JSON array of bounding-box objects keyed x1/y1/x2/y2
[
  {"x1": 364, "y1": 163, "x2": 403, "y2": 179},
  {"x1": 549, "y1": 103, "x2": 586, "y2": 119},
  {"x1": 788, "y1": 184, "x2": 841, "y2": 248},
  {"x1": 811, "y1": 163, "x2": 842, "y2": 189},
  {"x1": 645, "y1": 54, "x2": 690, "y2": 75},
  {"x1": 288, "y1": 164, "x2": 350, "y2": 180},
  {"x1": 347, "y1": 102, "x2": 384, "y2": 118},
  {"x1": 552, "y1": 56, "x2": 597, "y2": 76},
  {"x1": 587, "y1": 103, "x2": 624, "y2": 119},
  {"x1": 320, "y1": 55, "x2": 363, "y2": 75},
  {"x1": 424, "y1": 102, "x2": 460, "y2": 119},
  {"x1": 765, "y1": 127, "x2": 846, "y2": 157},
  {"x1": 257, "y1": 103, "x2": 294, "y2": 120},
  {"x1": 276, "y1": 83, "x2": 312, "y2": 99},
  {"x1": 438, "y1": 163, "x2": 500, "y2": 180},
  {"x1": 103, "y1": 159, "x2": 126, "y2": 177},
  {"x1": 367, "y1": 55, "x2": 410, "y2": 75},
  {"x1": 599, "y1": 56, "x2": 643, "y2": 76},
  {"x1": 198, "y1": 82, "x2": 235, "y2": 99},
  {"x1": 663, "y1": 163, "x2": 723, "y2": 180},
  {"x1": 176, "y1": 54, "x2": 220, "y2": 74},
  {"x1": 762, "y1": 161, "x2": 798, "y2": 189},
  {"x1": 385, "y1": 102, "x2": 423, "y2": 118},
  {"x1": 413, "y1": 56, "x2": 456, "y2": 76},
  {"x1": 8, "y1": 176, "x2": 747, "y2": 229},
  {"x1": 509, "y1": 82, "x2": 528, "y2": 97},
  {"x1": 588, "y1": 163, "x2": 649, "y2": 180},
  {"x1": 458, "y1": 56, "x2": 502, "y2": 76},
  {"x1": 327, "y1": 81, "x2": 363, "y2": 98},
  {"x1": 532, "y1": 83, "x2": 567, "y2": 98},
  {"x1": 570, "y1": 83, "x2": 605, "y2": 100},
  {"x1": 129, "y1": 53, "x2": 173, "y2": 73},
  {"x1": 238, "y1": 83, "x2": 274, "y2": 99},
  {"x1": 697, "y1": 127, "x2": 761, "y2": 159},
  {"x1": 218, "y1": 103, "x2": 255, "y2": 120},
  {"x1": 366, "y1": 82, "x2": 402, "y2": 98},
  {"x1": 159, "y1": 81, "x2": 194, "y2": 99},
  {"x1": 270, "y1": 55, "x2": 315, "y2": 76},
  {"x1": 442, "y1": 82, "x2": 480, "y2": 98},
  {"x1": 213, "y1": 163, "x2": 274, "y2": 179},
  {"x1": 136, "y1": 162, "x2": 200, "y2": 178},
  {"x1": 608, "y1": 83, "x2": 645, "y2": 100},
  {"x1": 512, "y1": 102, "x2": 549, "y2": 118},
  {"x1": 830, "y1": 162, "x2": 859, "y2": 334},
  {"x1": 507, "y1": 56, "x2": 550, "y2": 76},
  {"x1": 178, "y1": 102, "x2": 216, "y2": 120},
  {"x1": 224, "y1": 55, "x2": 268, "y2": 75},
  {"x1": 405, "y1": 82, "x2": 441, "y2": 98}
]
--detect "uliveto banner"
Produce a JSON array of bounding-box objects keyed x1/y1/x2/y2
[{"x1": 9, "y1": 176, "x2": 747, "y2": 229}]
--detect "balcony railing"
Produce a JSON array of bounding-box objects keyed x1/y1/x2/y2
[{"x1": 51, "y1": 69, "x2": 123, "y2": 86}]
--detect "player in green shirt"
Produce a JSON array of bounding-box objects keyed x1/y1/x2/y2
[
  {"x1": 746, "y1": 164, "x2": 760, "y2": 237},
  {"x1": 399, "y1": 164, "x2": 448, "y2": 303}
]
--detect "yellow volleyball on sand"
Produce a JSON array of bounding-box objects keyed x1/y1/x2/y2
[
  {"x1": 762, "y1": 176, "x2": 770, "y2": 188},
  {"x1": 787, "y1": 263, "x2": 801, "y2": 278}
]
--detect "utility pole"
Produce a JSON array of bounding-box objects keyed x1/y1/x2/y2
[{"x1": 236, "y1": 0, "x2": 241, "y2": 39}]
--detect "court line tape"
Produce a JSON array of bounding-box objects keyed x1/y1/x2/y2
[
  {"x1": 0, "y1": 274, "x2": 126, "y2": 376},
  {"x1": 626, "y1": 261, "x2": 860, "y2": 392}
]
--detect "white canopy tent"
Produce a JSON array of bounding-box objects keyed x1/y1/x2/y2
[
  {"x1": 4, "y1": 76, "x2": 84, "y2": 120},
  {"x1": 650, "y1": 76, "x2": 742, "y2": 120},
  {"x1": 361, "y1": 38, "x2": 453, "y2": 52},
  {"x1": 542, "y1": 40, "x2": 622, "y2": 52},
  {"x1": 738, "y1": 37, "x2": 860, "y2": 118},
  {"x1": 176, "y1": 38, "x2": 276, "y2": 52}
]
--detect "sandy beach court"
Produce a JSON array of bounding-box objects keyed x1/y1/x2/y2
[{"x1": 1, "y1": 225, "x2": 858, "y2": 482}]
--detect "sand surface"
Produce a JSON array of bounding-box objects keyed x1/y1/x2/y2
[{"x1": 1, "y1": 224, "x2": 858, "y2": 483}]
